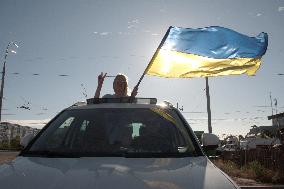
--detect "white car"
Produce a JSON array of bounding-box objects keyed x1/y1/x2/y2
[
  {"x1": 0, "y1": 98, "x2": 239, "y2": 189},
  {"x1": 219, "y1": 144, "x2": 239, "y2": 152}
]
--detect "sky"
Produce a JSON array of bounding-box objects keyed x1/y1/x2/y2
[{"x1": 0, "y1": 0, "x2": 283, "y2": 136}]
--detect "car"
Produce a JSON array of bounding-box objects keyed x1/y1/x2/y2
[
  {"x1": 0, "y1": 97, "x2": 240, "y2": 189},
  {"x1": 217, "y1": 144, "x2": 239, "y2": 153}
]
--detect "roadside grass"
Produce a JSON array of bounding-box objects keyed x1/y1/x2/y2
[{"x1": 212, "y1": 159, "x2": 284, "y2": 184}]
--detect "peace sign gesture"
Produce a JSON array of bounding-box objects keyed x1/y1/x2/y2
[
  {"x1": 98, "y1": 72, "x2": 107, "y2": 86},
  {"x1": 95, "y1": 72, "x2": 107, "y2": 98}
]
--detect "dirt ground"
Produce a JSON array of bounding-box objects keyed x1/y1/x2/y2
[
  {"x1": 232, "y1": 177, "x2": 270, "y2": 186},
  {"x1": 0, "y1": 151, "x2": 19, "y2": 165}
]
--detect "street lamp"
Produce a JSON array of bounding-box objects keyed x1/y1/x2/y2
[{"x1": 0, "y1": 42, "x2": 19, "y2": 122}]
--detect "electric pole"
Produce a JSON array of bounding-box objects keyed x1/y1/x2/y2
[{"x1": 0, "y1": 42, "x2": 18, "y2": 122}]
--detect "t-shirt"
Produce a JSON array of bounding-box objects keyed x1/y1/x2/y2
[
  {"x1": 102, "y1": 94, "x2": 116, "y2": 98},
  {"x1": 102, "y1": 94, "x2": 130, "y2": 98}
]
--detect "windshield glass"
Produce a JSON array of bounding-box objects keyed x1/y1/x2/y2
[{"x1": 24, "y1": 108, "x2": 198, "y2": 157}]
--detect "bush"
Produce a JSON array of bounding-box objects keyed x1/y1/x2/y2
[
  {"x1": 10, "y1": 136, "x2": 22, "y2": 150},
  {"x1": 247, "y1": 161, "x2": 265, "y2": 178},
  {"x1": 213, "y1": 159, "x2": 284, "y2": 184},
  {"x1": 0, "y1": 141, "x2": 9, "y2": 149},
  {"x1": 212, "y1": 159, "x2": 242, "y2": 177},
  {"x1": 0, "y1": 136, "x2": 23, "y2": 150}
]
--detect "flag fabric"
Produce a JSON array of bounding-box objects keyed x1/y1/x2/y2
[{"x1": 146, "y1": 26, "x2": 268, "y2": 78}]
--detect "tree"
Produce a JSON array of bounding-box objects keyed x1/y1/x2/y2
[
  {"x1": 238, "y1": 135, "x2": 244, "y2": 141},
  {"x1": 0, "y1": 140, "x2": 9, "y2": 149},
  {"x1": 251, "y1": 125, "x2": 257, "y2": 129},
  {"x1": 10, "y1": 136, "x2": 22, "y2": 150},
  {"x1": 261, "y1": 130, "x2": 275, "y2": 138}
]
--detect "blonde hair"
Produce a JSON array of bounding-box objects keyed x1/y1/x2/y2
[{"x1": 113, "y1": 73, "x2": 130, "y2": 96}]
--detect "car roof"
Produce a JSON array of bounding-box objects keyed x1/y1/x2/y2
[
  {"x1": 66, "y1": 97, "x2": 176, "y2": 110},
  {"x1": 67, "y1": 103, "x2": 170, "y2": 110}
]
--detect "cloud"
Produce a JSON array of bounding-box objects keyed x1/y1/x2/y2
[
  {"x1": 278, "y1": 7, "x2": 284, "y2": 12},
  {"x1": 128, "y1": 19, "x2": 139, "y2": 24},
  {"x1": 142, "y1": 30, "x2": 150, "y2": 33},
  {"x1": 127, "y1": 25, "x2": 136, "y2": 29},
  {"x1": 127, "y1": 19, "x2": 139, "y2": 30},
  {"x1": 100, "y1": 32, "x2": 110, "y2": 36},
  {"x1": 93, "y1": 31, "x2": 111, "y2": 36},
  {"x1": 3, "y1": 119, "x2": 51, "y2": 129}
]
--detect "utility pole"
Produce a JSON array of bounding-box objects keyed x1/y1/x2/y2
[
  {"x1": 0, "y1": 42, "x2": 18, "y2": 122},
  {"x1": 205, "y1": 77, "x2": 212, "y2": 133},
  {"x1": 269, "y1": 92, "x2": 273, "y2": 115},
  {"x1": 0, "y1": 62, "x2": 6, "y2": 122}
]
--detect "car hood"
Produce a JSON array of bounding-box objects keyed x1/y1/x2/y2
[{"x1": 0, "y1": 156, "x2": 238, "y2": 189}]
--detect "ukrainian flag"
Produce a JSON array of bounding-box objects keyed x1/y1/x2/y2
[{"x1": 146, "y1": 26, "x2": 268, "y2": 78}]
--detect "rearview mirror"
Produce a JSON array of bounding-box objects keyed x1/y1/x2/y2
[{"x1": 20, "y1": 133, "x2": 34, "y2": 148}]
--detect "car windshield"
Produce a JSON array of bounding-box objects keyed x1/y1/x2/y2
[{"x1": 23, "y1": 108, "x2": 199, "y2": 157}]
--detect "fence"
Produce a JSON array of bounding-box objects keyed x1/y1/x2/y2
[{"x1": 221, "y1": 145, "x2": 284, "y2": 175}]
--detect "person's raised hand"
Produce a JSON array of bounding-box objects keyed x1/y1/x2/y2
[{"x1": 98, "y1": 72, "x2": 107, "y2": 86}]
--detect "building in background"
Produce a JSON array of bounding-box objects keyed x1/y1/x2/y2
[
  {"x1": 0, "y1": 122, "x2": 40, "y2": 143},
  {"x1": 268, "y1": 112, "x2": 284, "y2": 129},
  {"x1": 268, "y1": 112, "x2": 284, "y2": 143}
]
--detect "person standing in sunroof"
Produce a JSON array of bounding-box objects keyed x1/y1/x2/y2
[{"x1": 94, "y1": 72, "x2": 138, "y2": 98}]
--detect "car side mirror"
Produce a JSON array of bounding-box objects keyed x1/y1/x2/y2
[
  {"x1": 20, "y1": 133, "x2": 35, "y2": 148},
  {"x1": 201, "y1": 133, "x2": 220, "y2": 156}
]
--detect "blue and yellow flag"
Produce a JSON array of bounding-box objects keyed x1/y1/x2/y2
[{"x1": 146, "y1": 26, "x2": 268, "y2": 78}]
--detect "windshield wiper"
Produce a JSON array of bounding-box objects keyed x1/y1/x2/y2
[
  {"x1": 21, "y1": 150, "x2": 80, "y2": 158},
  {"x1": 20, "y1": 148, "x2": 195, "y2": 158}
]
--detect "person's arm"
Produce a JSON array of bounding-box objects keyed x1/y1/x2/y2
[{"x1": 94, "y1": 72, "x2": 107, "y2": 98}]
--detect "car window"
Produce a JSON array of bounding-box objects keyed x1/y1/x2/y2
[
  {"x1": 45, "y1": 117, "x2": 75, "y2": 148},
  {"x1": 26, "y1": 108, "x2": 198, "y2": 157}
]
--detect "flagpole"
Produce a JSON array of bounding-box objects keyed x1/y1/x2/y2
[
  {"x1": 205, "y1": 77, "x2": 212, "y2": 133},
  {"x1": 131, "y1": 26, "x2": 172, "y2": 95}
]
